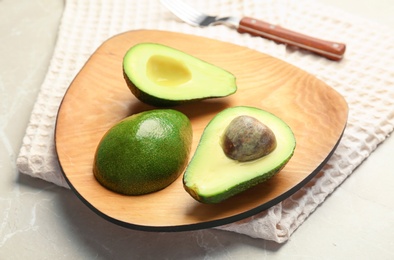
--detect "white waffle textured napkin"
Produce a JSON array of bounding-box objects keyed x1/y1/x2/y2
[{"x1": 17, "y1": 0, "x2": 394, "y2": 243}]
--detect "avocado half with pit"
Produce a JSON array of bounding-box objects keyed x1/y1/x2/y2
[
  {"x1": 183, "y1": 106, "x2": 296, "y2": 204},
  {"x1": 123, "y1": 43, "x2": 237, "y2": 107}
]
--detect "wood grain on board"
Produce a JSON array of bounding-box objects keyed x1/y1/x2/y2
[{"x1": 55, "y1": 30, "x2": 348, "y2": 230}]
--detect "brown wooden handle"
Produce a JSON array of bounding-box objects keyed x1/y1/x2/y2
[{"x1": 237, "y1": 17, "x2": 346, "y2": 61}]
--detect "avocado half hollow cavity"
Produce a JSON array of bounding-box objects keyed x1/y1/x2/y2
[
  {"x1": 123, "y1": 43, "x2": 237, "y2": 107},
  {"x1": 183, "y1": 106, "x2": 296, "y2": 204}
]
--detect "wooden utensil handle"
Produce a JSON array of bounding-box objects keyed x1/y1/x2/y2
[{"x1": 237, "y1": 17, "x2": 346, "y2": 61}]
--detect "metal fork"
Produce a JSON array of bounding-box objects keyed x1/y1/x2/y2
[{"x1": 161, "y1": 0, "x2": 346, "y2": 61}]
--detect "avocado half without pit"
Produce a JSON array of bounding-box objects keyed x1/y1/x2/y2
[
  {"x1": 183, "y1": 106, "x2": 296, "y2": 204},
  {"x1": 123, "y1": 43, "x2": 237, "y2": 107}
]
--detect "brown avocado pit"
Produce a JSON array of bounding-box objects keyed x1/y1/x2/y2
[{"x1": 221, "y1": 115, "x2": 277, "y2": 162}]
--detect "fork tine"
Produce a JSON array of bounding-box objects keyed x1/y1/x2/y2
[
  {"x1": 176, "y1": 1, "x2": 203, "y2": 19},
  {"x1": 161, "y1": 0, "x2": 205, "y2": 26}
]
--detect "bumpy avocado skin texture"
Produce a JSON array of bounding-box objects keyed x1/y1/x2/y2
[
  {"x1": 183, "y1": 106, "x2": 296, "y2": 204},
  {"x1": 93, "y1": 109, "x2": 192, "y2": 195},
  {"x1": 123, "y1": 43, "x2": 237, "y2": 107}
]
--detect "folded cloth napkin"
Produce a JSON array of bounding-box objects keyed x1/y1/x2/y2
[{"x1": 17, "y1": 0, "x2": 394, "y2": 243}]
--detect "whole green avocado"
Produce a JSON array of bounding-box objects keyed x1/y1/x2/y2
[{"x1": 94, "y1": 109, "x2": 193, "y2": 195}]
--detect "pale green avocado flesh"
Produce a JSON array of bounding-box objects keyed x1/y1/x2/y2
[
  {"x1": 123, "y1": 43, "x2": 237, "y2": 107},
  {"x1": 183, "y1": 106, "x2": 296, "y2": 204}
]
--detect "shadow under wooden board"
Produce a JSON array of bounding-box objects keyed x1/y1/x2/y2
[{"x1": 55, "y1": 30, "x2": 348, "y2": 231}]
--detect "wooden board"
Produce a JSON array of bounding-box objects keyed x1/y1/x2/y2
[{"x1": 55, "y1": 30, "x2": 348, "y2": 231}]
